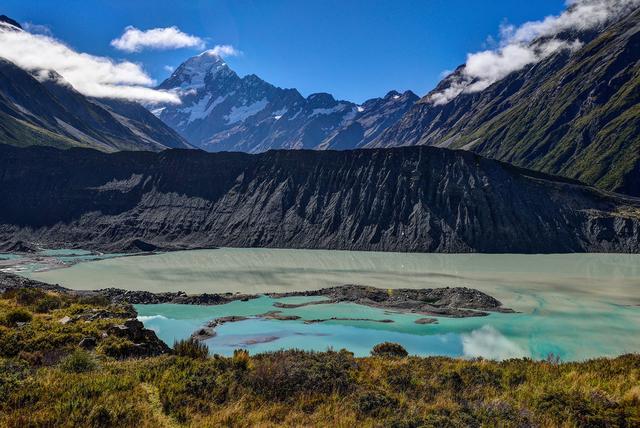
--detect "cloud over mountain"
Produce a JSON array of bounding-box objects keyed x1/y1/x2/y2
[
  {"x1": 111, "y1": 26, "x2": 205, "y2": 52},
  {"x1": 0, "y1": 20, "x2": 180, "y2": 104},
  {"x1": 429, "y1": 0, "x2": 640, "y2": 105}
]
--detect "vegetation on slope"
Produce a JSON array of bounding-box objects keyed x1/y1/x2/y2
[
  {"x1": 374, "y1": 9, "x2": 640, "y2": 197},
  {"x1": 0, "y1": 288, "x2": 639, "y2": 427}
]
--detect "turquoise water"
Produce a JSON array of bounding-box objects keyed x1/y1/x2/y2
[
  {"x1": 135, "y1": 294, "x2": 640, "y2": 360},
  {"x1": 23, "y1": 248, "x2": 640, "y2": 361}
]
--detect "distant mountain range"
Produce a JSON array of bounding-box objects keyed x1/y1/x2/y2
[
  {"x1": 2, "y1": 143, "x2": 640, "y2": 254},
  {"x1": 0, "y1": 7, "x2": 638, "y2": 199},
  {"x1": 154, "y1": 51, "x2": 418, "y2": 152},
  {"x1": 0, "y1": 16, "x2": 192, "y2": 152},
  {"x1": 371, "y1": 8, "x2": 640, "y2": 196}
]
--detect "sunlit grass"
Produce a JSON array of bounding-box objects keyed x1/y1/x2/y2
[{"x1": 0, "y1": 288, "x2": 638, "y2": 427}]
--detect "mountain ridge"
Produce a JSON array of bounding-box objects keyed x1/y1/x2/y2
[
  {"x1": 0, "y1": 16, "x2": 193, "y2": 152},
  {"x1": 0, "y1": 58, "x2": 193, "y2": 152},
  {"x1": 1, "y1": 143, "x2": 639, "y2": 254},
  {"x1": 370, "y1": 6, "x2": 640, "y2": 196},
  {"x1": 155, "y1": 51, "x2": 418, "y2": 152}
]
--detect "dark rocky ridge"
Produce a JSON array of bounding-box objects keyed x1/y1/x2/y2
[{"x1": 1, "y1": 143, "x2": 640, "y2": 253}]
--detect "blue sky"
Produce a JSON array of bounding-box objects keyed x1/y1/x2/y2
[{"x1": 3, "y1": 0, "x2": 566, "y2": 103}]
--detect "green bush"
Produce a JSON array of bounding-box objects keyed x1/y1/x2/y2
[
  {"x1": 33, "y1": 295, "x2": 63, "y2": 313},
  {"x1": 173, "y1": 338, "x2": 209, "y2": 359},
  {"x1": 247, "y1": 349, "x2": 356, "y2": 400},
  {"x1": 357, "y1": 389, "x2": 398, "y2": 415},
  {"x1": 98, "y1": 336, "x2": 137, "y2": 359},
  {"x1": 0, "y1": 358, "x2": 29, "y2": 401},
  {"x1": 60, "y1": 349, "x2": 98, "y2": 373},
  {"x1": 158, "y1": 358, "x2": 234, "y2": 421},
  {"x1": 3, "y1": 308, "x2": 33, "y2": 326},
  {"x1": 77, "y1": 294, "x2": 111, "y2": 307},
  {"x1": 14, "y1": 288, "x2": 46, "y2": 306},
  {"x1": 0, "y1": 328, "x2": 20, "y2": 357},
  {"x1": 371, "y1": 342, "x2": 408, "y2": 358}
]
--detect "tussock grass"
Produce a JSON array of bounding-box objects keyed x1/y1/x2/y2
[{"x1": 0, "y1": 289, "x2": 639, "y2": 427}]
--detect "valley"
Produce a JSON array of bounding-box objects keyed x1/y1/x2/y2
[{"x1": 0, "y1": 2, "x2": 639, "y2": 426}]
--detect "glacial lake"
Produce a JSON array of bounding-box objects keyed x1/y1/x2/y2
[{"x1": 16, "y1": 248, "x2": 640, "y2": 361}]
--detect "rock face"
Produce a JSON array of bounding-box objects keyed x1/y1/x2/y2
[
  {"x1": 106, "y1": 319, "x2": 171, "y2": 357},
  {"x1": 370, "y1": 7, "x2": 640, "y2": 197},
  {"x1": 1, "y1": 143, "x2": 640, "y2": 253},
  {"x1": 155, "y1": 50, "x2": 418, "y2": 152}
]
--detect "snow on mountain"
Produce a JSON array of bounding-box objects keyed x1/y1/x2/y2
[{"x1": 154, "y1": 51, "x2": 418, "y2": 152}]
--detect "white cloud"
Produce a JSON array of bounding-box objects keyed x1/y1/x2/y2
[
  {"x1": 429, "y1": 0, "x2": 640, "y2": 105},
  {"x1": 203, "y1": 45, "x2": 241, "y2": 57},
  {"x1": 111, "y1": 26, "x2": 205, "y2": 53},
  {"x1": 22, "y1": 22, "x2": 52, "y2": 36},
  {"x1": 164, "y1": 65, "x2": 175, "y2": 73},
  {"x1": 0, "y1": 23, "x2": 180, "y2": 104},
  {"x1": 461, "y1": 325, "x2": 528, "y2": 360},
  {"x1": 505, "y1": 0, "x2": 640, "y2": 43}
]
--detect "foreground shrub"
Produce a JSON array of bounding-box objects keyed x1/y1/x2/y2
[
  {"x1": 14, "y1": 288, "x2": 46, "y2": 306},
  {"x1": 174, "y1": 338, "x2": 209, "y2": 359},
  {"x1": 371, "y1": 342, "x2": 408, "y2": 358},
  {"x1": 247, "y1": 349, "x2": 356, "y2": 400},
  {"x1": 0, "y1": 358, "x2": 29, "y2": 401},
  {"x1": 157, "y1": 357, "x2": 236, "y2": 422},
  {"x1": 357, "y1": 389, "x2": 398, "y2": 416},
  {"x1": 3, "y1": 308, "x2": 33, "y2": 326},
  {"x1": 232, "y1": 349, "x2": 250, "y2": 369},
  {"x1": 33, "y1": 295, "x2": 63, "y2": 313},
  {"x1": 60, "y1": 349, "x2": 97, "y2": 373},
  {"x1": 98, "y1": 336, "x2": 137, "y2": 359}
]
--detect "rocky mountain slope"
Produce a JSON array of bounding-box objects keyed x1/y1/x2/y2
[
  {"x1": 1, "y1": 143, "x2": 639, "y2": 253},
  {"x1": 371, "y1": 7, "x2": 640, "y2": 196},
  {"x1": 0, "y1": 17, "x2": 192, "y2": 152},
  {"x1": 155, "y1": 51, "x2": 418, "y2": 152}
]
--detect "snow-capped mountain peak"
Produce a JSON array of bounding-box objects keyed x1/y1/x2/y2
[
  {"x1": 159, "y1": 51, "x2": 231, "y2": 92},
  {"x1": 154, "y1": 53, "x2": 417, "y2": 152}
]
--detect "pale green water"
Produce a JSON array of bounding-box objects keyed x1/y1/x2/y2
[
  {"x1": 0, "y1": 249, "x2": 127, "y2": 274},
  {"x1": 26, "y1": 248, "x2": 640, "y2": 360}
]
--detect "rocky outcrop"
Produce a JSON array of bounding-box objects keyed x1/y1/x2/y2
[
  {"x1": 269, "y1": 285, "x2": 514, "y2": 318},
  {"x1": 0, "y1": 272, "x2": 170, "y2": 358},
  {"x1": 106, "y1": 319, "x2": 171, "y2": 357},
  {"x1": 1, "y1": 144, "x2": 640, "y2": 254},
  {"x1": 0, "y1": 271, "x2": 69, "y2": 294},
  {"x1": 100, "y1": 288, "x2": 256, "y2": 305}
]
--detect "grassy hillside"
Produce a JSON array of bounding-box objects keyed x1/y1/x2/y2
[
  {"x1": 374, "y1": 9, "x2": 640, "y2": 197},
  {"x1": 0, "y1": 286, "x2": 639, "y2": 427},
  {"x1": 463, "y1": 16, "x2": 640, "y2": 196}
]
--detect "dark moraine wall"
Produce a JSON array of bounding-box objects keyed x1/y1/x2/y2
[{"x1": 0, "y1": 144, "x2": 639, "y2": 253}]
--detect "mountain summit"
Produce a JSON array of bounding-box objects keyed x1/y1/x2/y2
[{"x1": 155, "y1": 52, "x2": 418, "y2": 152}]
